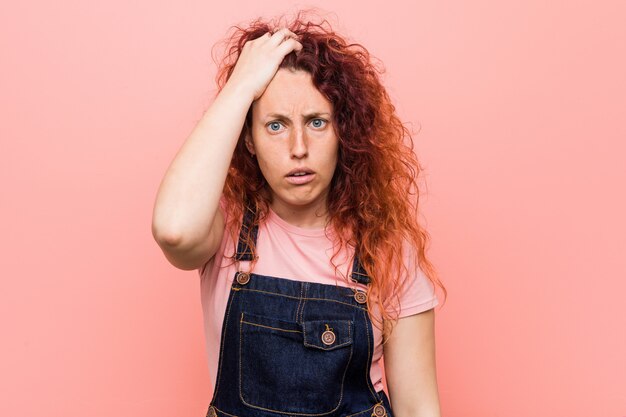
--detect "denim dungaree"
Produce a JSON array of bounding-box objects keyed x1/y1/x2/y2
[{"x1": 206, "y1": 206, "x2": 394, "y2": 417}]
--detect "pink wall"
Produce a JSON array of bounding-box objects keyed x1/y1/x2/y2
[{"x1": 2, "y1": 1, "x2": 624, "y2": 416}]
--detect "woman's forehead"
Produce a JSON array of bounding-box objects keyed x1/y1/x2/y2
[{"x1": 253, "y1": 70, "x2": 333, "y2": 117}]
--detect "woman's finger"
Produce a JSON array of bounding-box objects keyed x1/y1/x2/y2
[
  {"x1": 267, "y1": 27, "x2": 298, "y2": 46},
  {"x1": 275, "y1": 37, "x2": 303, "y2": 57}
]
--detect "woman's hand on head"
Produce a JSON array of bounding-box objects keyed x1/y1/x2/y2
[{"x1": 226, "y1": 28, "x2": 303, "y2": 102}]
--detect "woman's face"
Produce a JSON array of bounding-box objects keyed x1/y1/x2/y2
[{"x1": 247, "y1": 68, "x2": 339, "y2": 216}]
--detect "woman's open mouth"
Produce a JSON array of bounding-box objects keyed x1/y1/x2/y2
[{"x1": 285, "y1": 172, "x2": 315, "y2": 185}]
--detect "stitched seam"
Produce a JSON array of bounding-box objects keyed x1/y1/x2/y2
[
  {"x1": 336, "y1": 323, "x2": 353, "y2": 415},
  {"x1": 211, "y1": 405, "x2": 239, "y2": 417},
  {"x1": 299, "y1": 282, "x2": 307, "y2": 323},
  {"x1": 363, "y1": 308, "x2": 382, "y2": 401},
  {"x1": 211, "y1": 286, "x2": 237, "y2": 403},
  {"x1": 237, "y1": 288, "x2": 300, "y2": 301},
  {"x1": 303, "y1": 297, "x2": 367, "y2": 310},
  {"x1": 345, "y1": 404, "x2": 375, "y2": 417},
  {"x1": 303, "y1": 340, "x2": 352, "y2": 349},
  {"x1": 302, "y1": 320, "x2": 354, "y2": 350},
  {"x1": 238, "y1": 318, "x2": 347, "y2": 416},
  {"x1": 294, "y1": 282, "x2": 304, "y2": 322},
  {"x1": 238, "y1": 312, "x2": 244, "y2": 413},
  {"x1": 236, "y1": 288, "x2": 369, "y2": 311},
  {"x1": 237, "y1": 292, "x2": 348, "y2": 416},
  {"x1": 239, "y1": 344, "x2": 353, "y2": 416},
  {"x1": 242, "y1": 321, "x2": 302, "y2": 333},
  {"x1": 237, "y1": 400, "x2": 341, "y2": 416}
]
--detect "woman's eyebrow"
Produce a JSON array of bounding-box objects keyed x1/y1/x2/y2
[{"x1": 265, "y1": 111, "x2": 331, "y2": 120}]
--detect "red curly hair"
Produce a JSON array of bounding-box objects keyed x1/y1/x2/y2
[{"x1": 210, "y1": 9, "x2": 447, "y2": 344}]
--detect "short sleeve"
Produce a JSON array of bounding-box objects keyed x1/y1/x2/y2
[{"x1": 395, "y1": 244, "x2": 439, "y2": 318}]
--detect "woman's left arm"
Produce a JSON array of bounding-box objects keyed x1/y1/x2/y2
[{"x1": 383, "y1": 308, "x2": 441, "y2": 417}]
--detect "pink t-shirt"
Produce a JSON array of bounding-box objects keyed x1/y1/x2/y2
[{"x1": 198, "y1": 204, "x2": 438, "y2": 395}]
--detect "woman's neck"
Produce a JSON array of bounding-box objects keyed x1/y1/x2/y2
[{"x1": 269, "y1": 197, "x2": 330, "y2": 229}]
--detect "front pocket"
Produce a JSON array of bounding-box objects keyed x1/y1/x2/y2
[{"x1": 239, "y1": 312, "x2": 354, "y2": 415}]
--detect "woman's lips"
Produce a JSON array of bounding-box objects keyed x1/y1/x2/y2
[{"x1": 285, "y1": 173, "x2": 315, "y2": 185}]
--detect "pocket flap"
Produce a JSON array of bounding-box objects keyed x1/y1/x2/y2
[{"x1": 303, "y1": 319, "x2": 353, "y2": 351}]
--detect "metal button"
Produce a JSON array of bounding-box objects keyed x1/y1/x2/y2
[
  {"x1": 321, "y1": 324, "x2": 336, "y2": 345},
  {"x1": 354, "y1": 290, "x2": 367, "y2": 304},
  {"x1": 372, "y1": 403, "x2": 387, "y2": 417},
  {"x1": 236, "y1": 271, "x2": 250, "y2": 285},
  {"x1": 321, "y1": 330, "x2": 335, "y2": 345},
  {"x1": 206, "y1": 405, "x2": 217, "y2": 417}
]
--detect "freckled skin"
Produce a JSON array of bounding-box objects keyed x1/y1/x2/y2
[{"x1": 245, "y1": 68, "x2": 339, "y2": 228}]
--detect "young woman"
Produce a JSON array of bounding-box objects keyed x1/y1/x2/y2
[{"x1": 152, "y1": 11, "x2": 447, "y2": 417}]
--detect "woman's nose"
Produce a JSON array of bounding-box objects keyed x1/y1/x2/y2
[{"x1": 290, "y1": 128, "x2": 308, "y2": 158}]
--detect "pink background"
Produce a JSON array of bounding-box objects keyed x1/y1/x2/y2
[{"x1": 2, "y1": 1, "x2": 625, "y2": 416}]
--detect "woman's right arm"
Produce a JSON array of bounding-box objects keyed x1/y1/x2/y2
[
  {"x1": 151, "y1": 82, "x2": 254, "y2": 271},
  {"x1": 151, "y1": 28, "x2": 302, "y2": 271}
]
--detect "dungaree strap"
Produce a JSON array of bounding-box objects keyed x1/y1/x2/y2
[
  {"x1": 234, "y1": 202, "x2": 371, "y2": 285},
  {"x1": 350, "y1": 253, "x2": 371, "y2": 285},
  {"x1": 235, "y1": 204, "x2": 258, "y2": 261}
]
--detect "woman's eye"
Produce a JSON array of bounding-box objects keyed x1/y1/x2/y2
[
  {"x1": 268, "y1": 122, "x2": 283, "y2": 132},
  {"x1": 311, "y1": 118, "x2": 326, "y2": 128},
  {"x1": 266, "y1": 118, "x2": 327, "y2": 132}
]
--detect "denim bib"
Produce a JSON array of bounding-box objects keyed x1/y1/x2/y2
[{"x1": 206, "y1": 206, "x2": 394, "y2": 417}]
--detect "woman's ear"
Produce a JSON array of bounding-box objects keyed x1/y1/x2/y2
[{"x1": 244, "y1": 133, "x2": 256, "y2": 157}]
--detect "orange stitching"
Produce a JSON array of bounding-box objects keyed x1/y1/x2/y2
[
  {"x1": 237, "y1": 311, "x2": 352, "y2": 416},
  {"x1": 238, "y1": 312, "x2": 243, "y2": 406},
  {"x1": 337, "y1": 321, "x2": 354, "y2": 413},
  {"x1": 208, "y1": 404, "x2": 239, "y2": 417},
  {"x1": 294, "y1": 282, "x2": 304, "y2": 322},
  {"x1": 237, "y1": 288, "x2": 300, "y2": 300},
  {"x1": 241, "y1": 320, "x2": 302, "y2": 333},
  {"x1": 363, "y1": 308, "x2": 379, "y2": 400},
  {"x1": 345, "y1": 404, "x2": 375, "y2": 417},
  {"x1": 303, "y1": 320, "x2": 354, "y2": 350},
  {"x1": 235, "y1": 287, "x2": 369, "y2": 311},
  {"x1": 299, "y1": 282, "x2": 307, "y2": 323},
  {"x1": 233, "y1": 286, "x2": 370, "y2": 310},
  {"x1": 211, "y1": 286, "x2": 238, "y2": 403}
]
